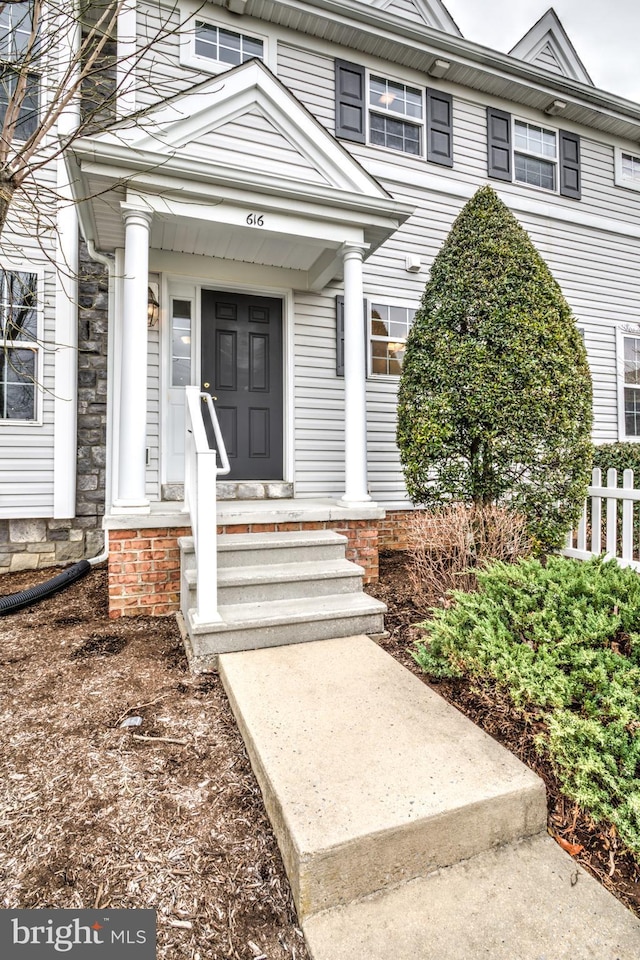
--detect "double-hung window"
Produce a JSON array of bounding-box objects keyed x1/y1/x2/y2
[
  {"x1": 0, "y1": 270, "x2": 38, "y2": 421},
  {"x1": 335, "y1": 60, "x2": 453, "y2": 166},
  {"x1": 368, "y1": 76, "x2": 423, "y2": 156},
  {"x1": 513, "y1": 121, "x2": 557, "y2": 190},
  {"x1": 0, "y1": 1, "x2": 39, "y2": 141},
  {"x1": 622, "y1": 335, "x2": 640, "y2": 438},
  {"x1": 487, "y1": 108, "x2": 581, "y2": 199}
]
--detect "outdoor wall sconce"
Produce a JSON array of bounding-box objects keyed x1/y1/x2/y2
[{"x1": 147, "y1": 283, "x2": 160, "y2": 327}]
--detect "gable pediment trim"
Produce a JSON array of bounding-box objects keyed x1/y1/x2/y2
[
  {"x1": 370, "y1": 0, "x2": 462, "y2": 35},
  {"x1": 83, "y1": 59, "x2": 389, "y2": 201},
  {"x1": 509, "y1": 8, "x2": 592, "y2": 85}
]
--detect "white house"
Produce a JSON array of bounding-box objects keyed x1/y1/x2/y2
[{"x1": 3, "y1": 1, "x2": 640, "y2": 650}]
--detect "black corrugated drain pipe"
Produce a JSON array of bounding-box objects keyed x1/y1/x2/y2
[{"x1": 0, "y1": 560, "x2": 93, "y2": 615}]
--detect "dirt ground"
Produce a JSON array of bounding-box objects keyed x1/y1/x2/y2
[{"x1": 1, "y1": 552, "x2": 638, "y2": 960}]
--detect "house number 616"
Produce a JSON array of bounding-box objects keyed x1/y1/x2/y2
[{"x1": 246, "y1": 213, "x2": 264, "y2": 226}]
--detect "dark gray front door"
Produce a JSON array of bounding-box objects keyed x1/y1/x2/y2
[{"x1": 201, "y1": 290, "x2": 283, "y2": 480}]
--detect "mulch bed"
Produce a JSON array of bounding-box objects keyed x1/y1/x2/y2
[
  {"x1": 0, "y1": 565, "x2": 308, "y2": 960},
  {"x1": 366, "y1": 550, "x2": 640, "y2": 919},
  {"x1": 1, "y1": 550, "x2": 638, "y2": 959}
]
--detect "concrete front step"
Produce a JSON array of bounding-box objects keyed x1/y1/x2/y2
[
  {"x1": 303, "y1": 833, "x2": 640, "y2": 960},
  {"x1": 179, "y1": 529, "x2": 348, "y2": 571},
  {"x1": 219, "y1": 635, "x2": 547, "y2": 920},
  {"x1": 184, "y1": 595, "x2": 386, "y2": 669},
  {"x1": 184, "y1": 558, "x2": 365, "y2": 605}
]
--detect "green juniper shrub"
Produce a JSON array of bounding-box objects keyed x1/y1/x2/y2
[
  {"x1": 414, "y1": 554, "x2": 640, "y2": 854},
  {"x1": 397, "y1": 185, "x2": 593, "y2": 551}
]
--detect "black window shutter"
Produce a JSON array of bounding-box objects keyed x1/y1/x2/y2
[
  {"x1": 336, "y1": 296, "x2": 368, "y2": 377},
  {"x1": 559, "y1": 130, "x2": 581, "y2": 199},
  {"x1": 426, "y1": 89, "x2": 453, "y2": 167},
  {"x1": 487, "y1": 107, "x2": 511, "y2": 181},
  {"x1": 335, "y1": 60, "x2": 366, "y2": 143}
]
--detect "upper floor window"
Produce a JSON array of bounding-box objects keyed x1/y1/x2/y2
[
  {"x1": 487, "y1": 108, "x2": 581, "y2": 199},
  {"x1": 183, "y1": 18, "x2": 265, "y2": 75},
  {"x1": 614, "y1": 148, "x2": 640, "y2": 192},
  {"x1": 0, "y1": 2, "x2": 39, "y2": 141},
  {"x1": 194, "y1": 22, "x2": 263, "y2": 67},
  {"x1": 0, "y1": 2, "x2": 33, "y2": 61},
  {"x1": 336, "y1": 60, "x2": 453, "y2": 166},
  {"x1": 514, "y1": 121, "x2": 557, "y2": 190},
  {"x1": 369, "y1": 76, "x2": 423, "y2": 156},
  {"x1": 0, "y1": 269, "x2": 38, "y2": 421}
]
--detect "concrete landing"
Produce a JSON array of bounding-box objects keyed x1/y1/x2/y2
[
  {"x1": 303, "y1": 833, "x2": 640, "y2": 960},
  {"x1": 219, "y1": 635, "x2": 547, "y2": 919}
]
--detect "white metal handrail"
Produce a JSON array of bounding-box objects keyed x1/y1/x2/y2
[
  {"x1": 184, "y1": 387, "x2": 231, "y2": 623},
  {"x1": 562, "y1": 467, "x2": 640, "y2": 571}
]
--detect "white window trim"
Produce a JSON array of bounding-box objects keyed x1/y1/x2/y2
[
  {"x1": 366, "y1": 70, "x2": 426, "y2": 158},
  {"x1": 614, "y1": 146, "x2": 640, "y2": 192},
  {"x1": 616, "y1": 324, "x2": 640, "y2": 442},
  {"x1": 179, "y1": 5, "x2": 275, "y2": 76},
  {"x1": 512, "y1": 117, "x2": 559, "y2": 194},
  {"x1": 367, "y1": 298, "x2": 417, "y2": 380},
  {"x1": 0, "y1": 263, "x2": 44, "y2": 426}
]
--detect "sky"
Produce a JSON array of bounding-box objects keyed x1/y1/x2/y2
[{"x1": 443, "y1": 0, "x2": 640, "y2": 103}]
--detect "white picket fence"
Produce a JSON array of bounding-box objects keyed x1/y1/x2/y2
[{"x1": 562, "y1": 467, "x2": 640, "y2": 571}]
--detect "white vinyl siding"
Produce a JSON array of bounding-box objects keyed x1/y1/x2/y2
[
  {"x1": 530, "y1": 44, "x2": 564, "y2": 76},
  {"x1": 276, "y1": 43, "x2": 335, "y2": 132},
  {"x1": 195, "y1": 109, "x2": 330, "y2": 184},
  {"x1": 146, "y1": 323, "x2": 161, "y2": 499},
  {"x1": 134, "y1": 31, "x2": 640, "y2": 506}
]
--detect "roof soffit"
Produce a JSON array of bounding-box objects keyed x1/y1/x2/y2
[
  {"x1": 508, "y1": 8, "x2": 593, "y2": 85},
  {"x1": 206, "y1": 1, "x2": 640, "y2": 140}
]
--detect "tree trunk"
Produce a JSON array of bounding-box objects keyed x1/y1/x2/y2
[{"x1": 0, "y1": 178, "x2": 17, "y2": 238}]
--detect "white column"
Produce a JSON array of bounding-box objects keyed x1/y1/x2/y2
[
  {"x1": 52, "y1": 7, "x2": 81, "y2": 517},
  {"x1": 340, "y1": 243, "x2": 371, "y2": 505},
  {"x1": 114, "y1": 206, "x2": 152, "y2": 511}
]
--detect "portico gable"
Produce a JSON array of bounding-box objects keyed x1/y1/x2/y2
[{"x1": 68, "y1": 59, "x2": 413, "y2": 514}]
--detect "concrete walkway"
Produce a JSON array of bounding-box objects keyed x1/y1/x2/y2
[{"x1": 219, "y1": 635, "x2": 640, "y2": 959}]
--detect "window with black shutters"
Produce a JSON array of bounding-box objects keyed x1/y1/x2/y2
[
  {"x1": 487, "y1": 107, "x2": 581, "y2": 199},
  {"x1": 335, "y1": 60, "x2": 453, "y2": 166}
]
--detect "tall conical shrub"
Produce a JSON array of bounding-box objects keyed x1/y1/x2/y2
[{"x1": 397, "y1": 185, "x2": 593, "y2": 550}]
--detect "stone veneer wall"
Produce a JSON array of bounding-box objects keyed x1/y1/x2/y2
[
  {"x1": 108, "y1": 519, "x2": 380, "y2": 618},
  {"x1": 0, "y1": 241, "x2": 108, "y2": 573}
]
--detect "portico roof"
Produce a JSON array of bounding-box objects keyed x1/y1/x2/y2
[{"x1": 68, "y1": 59, "x2": 413, "y2": 290}]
